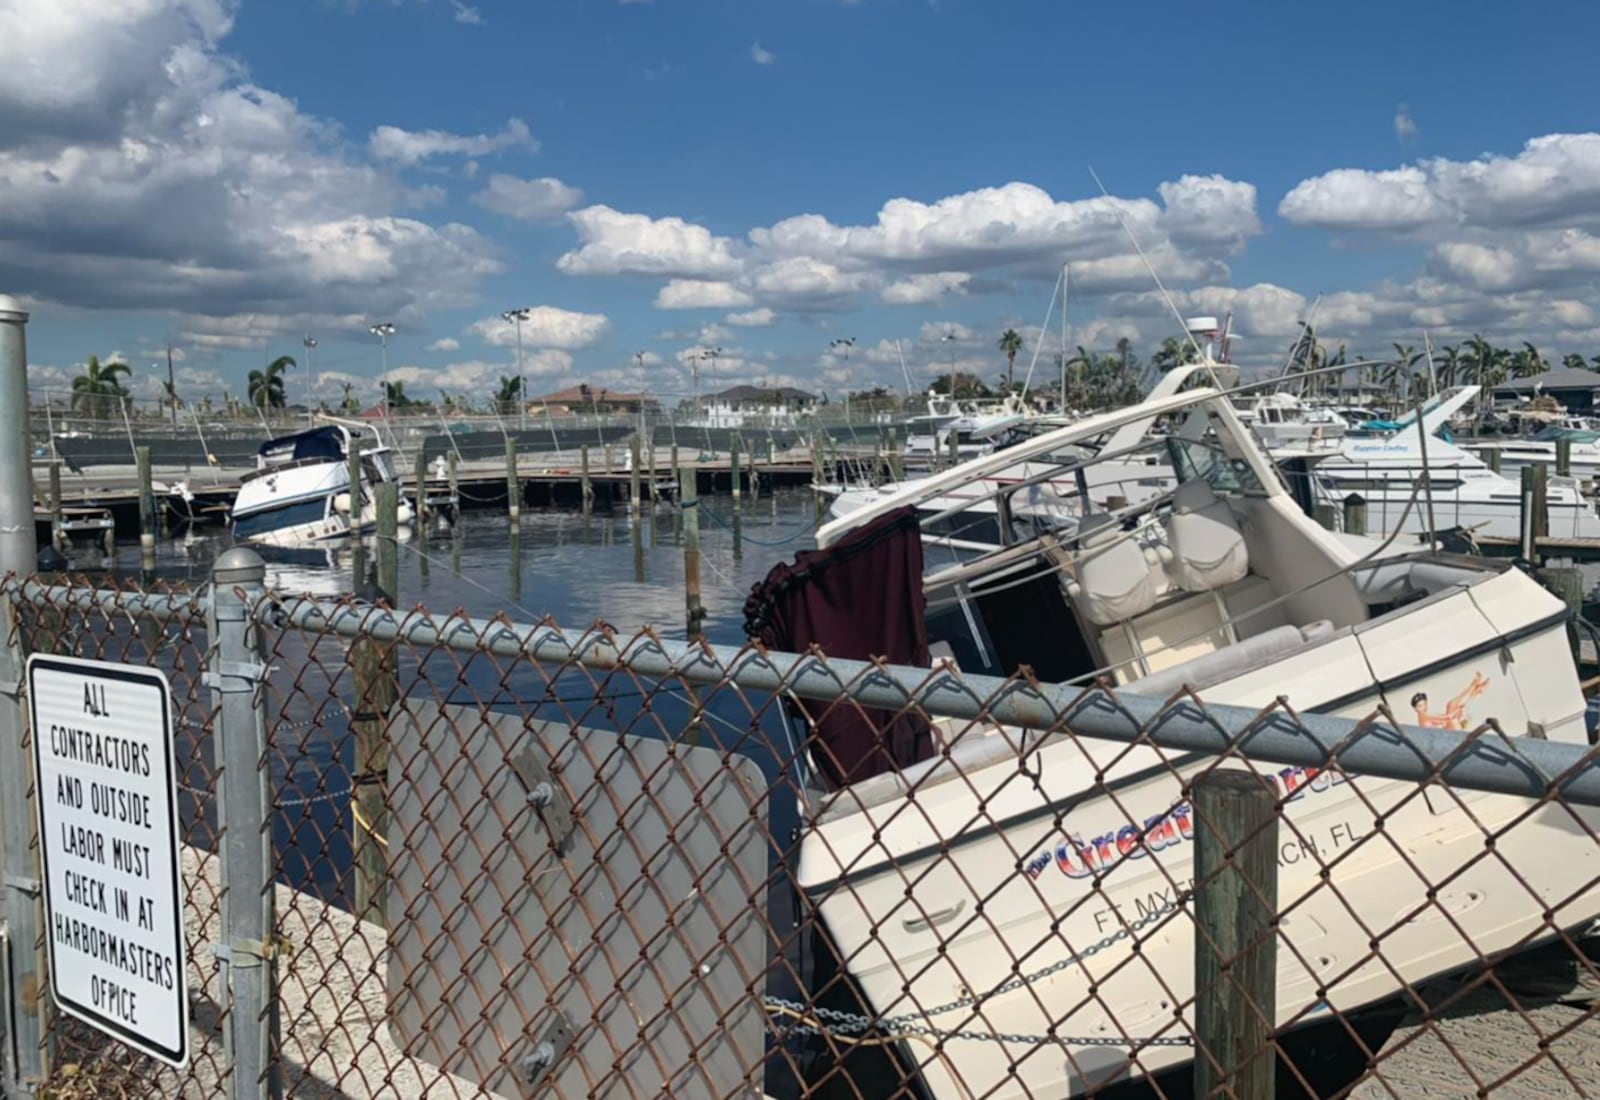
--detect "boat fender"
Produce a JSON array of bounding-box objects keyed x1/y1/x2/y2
[{"x1": 333, "y1": 492, "x2": 353, "y2": 514}]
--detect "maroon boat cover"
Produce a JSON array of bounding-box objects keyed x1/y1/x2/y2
[{"x1": 743, "y1": 505, "x2": 934, "y2": 789}]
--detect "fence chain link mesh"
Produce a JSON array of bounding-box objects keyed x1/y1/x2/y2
[{"x1": 6, "y1": 570, "x2": 1600, "y2": 1098}]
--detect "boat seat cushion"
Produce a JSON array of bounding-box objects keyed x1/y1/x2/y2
[
  {"x1": 1121, "y1": 620, "x2": 1335, "y2": 699},
  {"x1": 1072, "y1": 514, "x2": 1159, "y2": 627},
  {"x1": 1167, "y1": 480, "x2": 1249, "y2": 592}
]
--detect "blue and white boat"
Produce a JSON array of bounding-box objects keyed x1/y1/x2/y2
[{"x1": 231, "y1": 425, "x2": 413, "y2": 546}]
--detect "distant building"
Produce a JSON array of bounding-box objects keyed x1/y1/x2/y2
[
  {"x1": 706, "y1": 385, "x2": 818, "y2": 413},
  {"x1": 1491, "y1": 368, "x2": 1600, "y2": 413},
  {"x1": 532, "y1": 384, "x2": 658, "y2": 415}
]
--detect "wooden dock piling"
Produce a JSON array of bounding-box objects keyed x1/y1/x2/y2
[
  {"x1": 1557, "y1": 437, "x2": 1573, "y2": 479},
  {"x1": 350, "y1": 634, "x2": 396, "y2": 925},
  {"x1": 580, "y1": 444, "x2": 593, "y2": 513},
  {"x1": 136, "y1": 445, "x2": 156, "y2": 572},
  {"x1": 629, "y1": 435, "x2": 641, "y2": 511},
  {"x1": 48, "y1": 461, "x2": 63, "y2": 550},
  {"x1": 1533, "y1": 464, "x2": 1550, "y2": 542},
  {"x1": 504, "y1": 437, "x2": 520, "y2": 522},
  {"x1": 412, "y1": 447, "x2": 428, "y2": 526},
  {"x1": 347, "y1": 445, "x2": 366, "y2": 589},
  {"x1": 375, "y1": 481, "x2": 399, "y2": 604},
  {"x1": 1342, "y1": 493, "x2": 1367, "y2": 537},
  {"x1": 730, "y1": 433, "x2": 742, "y2": 510},
  {"x1": 1193, "y1": 769, "x2": 1279, "y2": 1100},
  {"x1": 1486, "y1": 447, "x2": 1502, "y2": 474},
  {"x1": 680, "y1": 464, "x2": 704, "y2": 640},
  {"x1": 447, "y1": 451, "x2": 459, "y2": 520}
]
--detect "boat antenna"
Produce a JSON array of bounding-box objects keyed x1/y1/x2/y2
[
  {"x1": 1087, "y1": 166, "x2": 1209, "y2": 371},
  {"x1": 894, "y1": 339, "x2": 914, "y2": 400},
  {"x1": 1061, "y1": 263, "x2": 1071, "y2": 404},
  {"x1": 1019, "y1": 263, "x2": 1065, "y2": 397},
  {"x1": 1414, "y1": 331, "x2": 1440, "y2": 551}
]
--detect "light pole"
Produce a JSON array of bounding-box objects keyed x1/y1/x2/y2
[
  {"x1": 369, "y1": 322, "x2": 395, "y2": 415},
  {"x1": 695, "y1": 346, "x2": 721, "y2": 418},
  {"x1": 502, "y1": 307, "x2": 531, "y2": 431},
  {"x1": 302, "y1": 335, "x2": 317, "y2": 404}
]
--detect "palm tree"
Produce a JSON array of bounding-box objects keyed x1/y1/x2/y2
[
  {"x1": 997, "y1": 329, "x2": 1023, "y2": 392},
  {"x1": 495, "y1": 376, "x2": 523, "y2": 416},
  {"x1": 1563, "y1": 353, "x2": 1588, "y2": 371},
  {"x1": 1387, "y1": 344, "x2": 1422, "y2": 404},
  {"x1": 383, "y1": 380, "x2": 414, "y2": 410},
  {"x1": 70, "y1": 355, "x2": 132, "y2": 420},
  {"x1": 247, "y1": 355, "x2": 295, "y2": 411},
  {"x1": 340, "y1": 382, "x2": 359, "y2": 416},
  {"x1": 1512, "y1": 341, "x2": 1548, "y2": 379}
]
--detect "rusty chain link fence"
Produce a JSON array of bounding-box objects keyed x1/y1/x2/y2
[{"x1": 3, "y1": 555, "x2": 1600, "y2": 1099}]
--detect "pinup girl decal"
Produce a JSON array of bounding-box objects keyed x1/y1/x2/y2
[{"x1": 1410, "y1": 672, "x2": 1490, "y2": 730}]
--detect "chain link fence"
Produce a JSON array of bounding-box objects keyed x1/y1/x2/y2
[{"x1": 2, "y1": 559, "x2": 1600, "y2": 1099}]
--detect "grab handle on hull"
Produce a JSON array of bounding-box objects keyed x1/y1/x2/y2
[{"x1": 902, "y1": 899, "x2": 966, "y2": 933}]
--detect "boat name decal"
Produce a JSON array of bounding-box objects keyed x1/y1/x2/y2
[{"x1": 1022, "y1": 764, "x2": 1348, "y2": 882}]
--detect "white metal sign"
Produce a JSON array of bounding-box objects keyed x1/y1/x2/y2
[{"x1": 29, "y1": 654, "x2": 188, "y2": 1067}]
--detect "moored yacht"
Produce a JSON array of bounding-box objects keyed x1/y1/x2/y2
[
  {"x1": 765, "y1": 383, "x2": 1600, "y2": 1100},
  {"x1": 231, "y1": 424, "x2": 414, "y2": 546}
]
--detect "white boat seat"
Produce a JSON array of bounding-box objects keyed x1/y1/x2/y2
[
  {"x1": 1121, "y1": 620, "x2": 1336, "y2": 699},
  {"x1": 1166, "y1": 480, "x2": 1249, "y2": 592},
  {"x1": 1072, "y1": 514, "x2": 1159, "y2": 627}
]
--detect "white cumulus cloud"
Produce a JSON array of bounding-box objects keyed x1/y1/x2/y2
[
  {"x1": 654, "y1": 280, "x2": 754, "y2": 309},
  {"x1": 473, "y1": 174, "x2": 584, "y2": 221},
  {"x1": 368, "y1": 118, "x2": 535, "y2": 164},
  {"x1": 468, "y1": 306, "x2": 611, "y2": 349}
]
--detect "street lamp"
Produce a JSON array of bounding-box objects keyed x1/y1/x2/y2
[
  {"x1": 302, "y1": 335, "x2": 317, "y2": 399},
  {"x1": 502, "y1": 307, "x2": 532, "y2": 430},
  {"x1": 369, "y1": 323, "x2": 395, "y2": 414},
  {"x1": 695, "y1": 346, "x2": 721, "y2": 417},
  {"x1": 830, "y1": 337, "x2": 855, "y2": 363}
]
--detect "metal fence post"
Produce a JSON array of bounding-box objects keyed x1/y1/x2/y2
[
  {"x1": 0, "y1": 294, "x2": 46, "y2": 1096},
  {"x1": 208, "y1": 548, "x2": 280, "y2": 1100}
]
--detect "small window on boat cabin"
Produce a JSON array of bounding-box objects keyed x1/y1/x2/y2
[{"x1": 1167, "y1": 435, "x2": 1265, "y2": 497}]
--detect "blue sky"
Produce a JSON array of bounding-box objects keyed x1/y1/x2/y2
[{"x1": 7, "y1": 0, "x2": 1600, "y2": 409}]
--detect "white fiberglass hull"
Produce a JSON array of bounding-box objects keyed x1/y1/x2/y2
[
  {"x1": 798, "y1": 570, "x2": 1597, "y2": 1100},
  {"x1": 232, "y1": 460, "x2": 414, "y2": 547},
  {"x1": 1318, "y1": 481, "x2": 1600, "y2": 540}
]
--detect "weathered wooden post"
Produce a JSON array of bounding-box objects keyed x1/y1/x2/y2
[
  {"x1": 1342, "y1": 493, "x2": 1367, "y2": 537},
  {"x1": 1556, "y1": 437, "x2": 1573, "y2": 479},
  {"x1": 1520, "y1": 465, "x2": 1538, "y2": 562},
  {"x1": 680, "y1": 464, "x2": 705, "y2": 640},
  {"x1": 730, "y1": 433, "x2": 742, "y2": 511},
  {"x1": 447, "y1": 450, "x2": 460, "y2": 522},
  {"x1": 948, "y1": 428, "x2": 959, "y2": 469},
  {"x1": 887, "y1": 427, "x2": 902, "y2": 481},
  {"x1": 135, "y1": 444, "x2": 157, "y2": 574},
  {"x1": 1533, "y1": 462, "x2": 1550, "y2": 541},
  {"x1": 48, "y1": 460, "x2": 64, "y2": 550},
  {"x1": 348, "y1": 445, "x2": 366, "y2": 589},
  {"x1": 671, "y1": 443, "x2": 681, "y2": 498},
  {"x1": 350, "y1": 632, "x2": 396, "y2": 925},
  {"x1": 504, "y1": 436, "x2": 521, "y2": 522},
  {"x1": 1313, "y1": 503, "x2": 1338, "y2": 531},
  {"x1": 1193, "y1": 770, "x2": 1279, "y2": 1100},
  {"x1": 629, "y1": 435, "x2": 642, "y2": 512},
  {"x1": 413, "y1": 446, "x2": 429, "y2": 526},
  {"x1": 580, "y1": 444, "x2": 593, "y2": 513},
  {"x1": 375, "y1": 481, "x2": 399, "y2": 604},
  {"x1": 1485, "y1": 447, "x2": 1502, "y2": 475}
]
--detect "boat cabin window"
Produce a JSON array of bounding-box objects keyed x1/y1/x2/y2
[{"x1": 1166, "y1": 435, "x2": 1264, "y2": 497}]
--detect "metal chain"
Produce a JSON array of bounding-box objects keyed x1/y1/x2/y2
[{"x1": 765, "y1": 900, "x2": 1193, "y2": 1048}]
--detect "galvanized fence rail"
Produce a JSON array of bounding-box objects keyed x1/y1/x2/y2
[{"x1": 0, "y1": 555, "x2": 1598, "y2": 1098}]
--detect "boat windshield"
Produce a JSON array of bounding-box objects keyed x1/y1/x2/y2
[
  {"x1": 1531, "y1": 426, "x2": 1600, "y2": 443},
  {"x1": 1166, "y1": 434, "x2": 1266, "y2": 497}
]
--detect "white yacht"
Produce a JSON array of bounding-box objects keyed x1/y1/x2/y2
[
  {"x1": 231, "y1": 424, "x2": 414, "y2": 546},
  {"x1": 1460, "y1": 424, "x2": 1600, "y2": 483},
  {"x1": 1312, "y1": 387, "x2": 1600, "y2": 540},
  {"x1": 902, "y1": 392, "x2": 1032, "y2": 466},
  {"x1": 785, "y1": 384, "x2": 1599, "y2": 1099}
]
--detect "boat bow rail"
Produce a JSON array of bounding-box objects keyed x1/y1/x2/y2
[{"x1": 0, "y1": 568, "x2": 1598, "y2": 1099}]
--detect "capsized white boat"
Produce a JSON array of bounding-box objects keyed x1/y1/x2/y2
[
  {"x1": 231, "y1": 424, "x2": 414, "y2": 546},
  {"x1": 786, "y1": 384, "x2": 1599, "y2": 1099}
]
